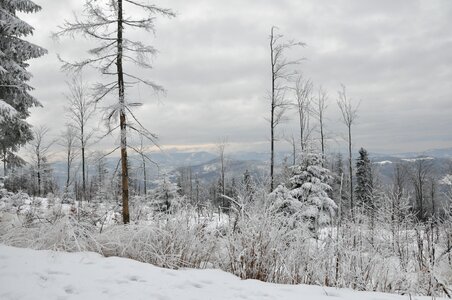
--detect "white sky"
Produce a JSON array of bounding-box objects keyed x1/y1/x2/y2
[{"x1": 21, "y1": 0, "x2": 452, "y2": 155}]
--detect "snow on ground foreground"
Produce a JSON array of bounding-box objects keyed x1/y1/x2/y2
[{"x1": 0, "y1": 245, "x2": 444, "y2": 300}]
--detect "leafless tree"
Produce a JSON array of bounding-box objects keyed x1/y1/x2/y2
[
  {"x1": 314, "y1": 86, "x2": 328, "y2": 157},
  {"x1": 292, "y1": 75, "x2": 313, "y2": 152},
  {"x1": 269, "y1": 26, "x2": 304, "y2": 191},
  {"x1": 217, "y1": 137, "x2": 228, "y2": 208},
  {"x1": 65, "y1": 75, "x2": 95, "y2": 202},
  {"x1": 409, "y1": 158, "x2": 434, "y2": 222},
  {"x1": 129, "y1": 135, "x2": 158, "y2": 195},
  {"x1": 29, "y1": 126, "x2": 55, "y2": 197},
  {"x1": 59, "y1": 125, "x2": 79, "y2": 197},
  {"x1": 337, "y1": 84, "x2": 359, "y2": 218},
  {"x1": 56, "y1": 0, "x2": 175, "y2": 223},
  {"x1": 283, "y1": 133, "x2": 297, "y2": 166},
  {"x1": 392, "y1": 163, "x2": 408, "y2": 213}
]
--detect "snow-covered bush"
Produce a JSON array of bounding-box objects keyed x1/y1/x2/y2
[
  {"x1": 221, "y1": 205, "x2": 309, "y2": 282},
  {"x1": 0, "y1": 187, "x2": 451, "y2": 297},
  {"x1": 99, "y1": 210, "x2": 217, "y2": 268}
]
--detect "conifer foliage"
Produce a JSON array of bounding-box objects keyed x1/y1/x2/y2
[
  {"x1": 355, "y1": 147, "x2": 373, "y2": 207},
  {"x1": 271, "y1": 153, "x2": 337, "y2": 230},
  {"x1": 151, "y1": 177, "x2": 181, "y2": 213},
  {"x1": 0, "y1": 0, "x2": 47, "y2": 175}
]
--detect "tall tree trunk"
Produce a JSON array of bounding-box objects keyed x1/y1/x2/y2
[
  {"x1": 419, "y1": 173, "x2": 424, "y2": 221},
  {"x1": 37, "y1": 153, "x2": 41, "y2": 197},
  {"x1": 348, "y1": 125, "x2": 353, "y2": 219},
  {"x1": 221, "y1": 157, "x2": 225, "y2": 206},
  {"x1": 270, "y1": 27, "x2": 275, "y2": 192},
  {"x1": 65, "y1": 149, "x2": 70, "y2": 194},
  {"x1": 117, "y1": 0, "x2": 129, "y2": 224},
  {"x1": 431, "y1": 181, "x2": 435, "y2": 222},
  {"x1": 189, "y1": 167, "x2": 193, "y2": 200},
  {"x1": 2, "y1": 149, "x2": 6, "y2": 177},
  {"x1": 142, "y1": 158, "x2": 147, "y2": 195},
  {"x1": 299, "y1": 109, "x2": 304, "y2": 152},
  {"x1": 81, "y1": 134, "x2": 86, "y2": 202},
  {"x1": 320, "y1": 119, "x2": 325, "y2": 157}
]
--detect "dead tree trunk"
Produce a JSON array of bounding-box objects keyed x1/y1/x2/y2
[
  {"x1": 117, "y1": 0, "x2": 129, "y2": 224},
  {"x1": 270, "y1": 27, "x2": 276, "y2": 192}
]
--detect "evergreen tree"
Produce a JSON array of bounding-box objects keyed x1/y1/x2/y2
[
  {"x1": 270, "y1": 153, "x2": 337, "y2": 230},
  {"x1": 0, "y1": 0, "x2": 47, "y2": 175},
  {"x1": 355, "y1": 147, "x2": 373, "y2": 208},
  {"x1": 151, "y1": 177, "x2": 180, "y2": 213}
]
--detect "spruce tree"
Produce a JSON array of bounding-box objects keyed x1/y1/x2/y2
[
  {"x1": 289, "y1": 153, "x2": 337, "y2": 229},
  {"x1": 0, "y1": 0, "x2": 47, "y2": 175},
  {"x1": 151, "y1": 177, "x2": 180, "y2": 213},
  {"x1": 270, "y1": 153, "x2": 337, "y2": 230},
  {"x1": 355, "y1": 147, "x2": 373, "y2": 208}
]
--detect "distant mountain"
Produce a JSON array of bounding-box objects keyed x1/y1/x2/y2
[
  {"x1": 145, "y1": 151, "x2": 217, "y2": 167},
  {"x1": 371, "y1": 154, "x2": 451, "y2": 186},
  {"x1": 390, "y1": 147, "x2": 452, "y2": 159},
  {"x1": 172, "y1": 157, "x2": 268, "y2": 184},
  {"x1": 49, "y1": 147, "x2": 452, "y2": 189}
]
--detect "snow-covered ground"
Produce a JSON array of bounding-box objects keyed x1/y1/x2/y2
[{"x1": 0, "y1": 245, "x2": 445, "y2": 300}]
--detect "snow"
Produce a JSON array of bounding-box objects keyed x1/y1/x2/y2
[
  {"x1": 0, "y1": 245, "x2": 444, "y2": 300},
  {"x1": 0, "y1": 99, "x2": 17, "y2": 121},
  {"x1": 375, "y1": 160, "x2": 393, "y2": 165},
  {"x1": 401, "y1": 157, "x2": 434, "y2": 162},
  {"x1": 439, "y1": 174, "x2": 452, "y2": 186}
]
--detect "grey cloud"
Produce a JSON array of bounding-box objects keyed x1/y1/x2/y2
[{"x1": 21, "y1": 0, "x2": 452, "y2": 155}]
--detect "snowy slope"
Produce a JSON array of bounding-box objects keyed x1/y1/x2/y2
[{"x1": 0, "y1": 245, "x2": 445, "y2": 300}]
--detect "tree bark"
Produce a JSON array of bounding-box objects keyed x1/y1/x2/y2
[
  {"x1": 65, "y1": 149, "x2": 70, "y2": 193},
  {"x1": 348, "y1": 125, "x2": 353, "y2": 219},
  {"x1": 320, "y1": 118, "x2": 324, "y2": 156},
  {"x1": 2, "y1": 149, "x2": 6, "y2": 177},
  {"x1": 37, "y1": 152, "x2": 41, "y2": 197},
  {"x1": 143, "y1": 159, "x2": 147, "y2": 195},
  {"x1": 117, "y1": 0, "x2": 130, "y2": 224},
  {"x1": 270, "y1": 27, "x2": 275, "y2": 192},
  {"x1": 299, "y1": 109, "x2": 304, "y2": 152}
]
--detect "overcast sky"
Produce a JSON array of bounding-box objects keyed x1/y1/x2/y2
[{"x1": 21, "y1": 0, "x2": 452, "y2": 155}]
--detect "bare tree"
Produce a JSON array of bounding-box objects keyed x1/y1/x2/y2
[
  {"x1": 56, "y1": 0, "x2": 175, "y2": 223},
  {"x1": 337, "y1": 84, "x2": 359, "y2": 218},
  {"x1": 59, "y1": 125, "x2": 79, "y2": 198},
  {"x1": 314, "y1": 86, "x2": 328, "y2": 157},
  {"x1": 29, "y1": 126, "x2": 55, "y2": 197},
  {"x1": 392, "y1": 163, "x2": 408, "y2": 226},
  {"x1": 292, "y1": 75, "x2": 313, "y2": 152},
  {"x1": 283, "y1": 133, "x2": 297, "y2": 166},
  {"x1": 217, "y1": 138, "x2": 228, "y2": 209},
  {"x1": 65, "y1": 75, "x2": 95, "y2": 202},
  {"x1": 130, "y1": 135, "x2": 158, "y2": 195},
  {"x1": 409, "y1": 158, "x2": 434, "y2": 222},
  {"x1": 269, "y1": 26, "x2": 304, "y2": 191}
]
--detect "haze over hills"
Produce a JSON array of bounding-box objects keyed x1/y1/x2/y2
[{"x1": 50, "y1": 147, "x2": 452, "y2": 188}]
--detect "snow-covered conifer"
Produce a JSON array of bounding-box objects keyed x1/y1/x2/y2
[
  {"x1": 271, "y1": 153, "x2": 337, "y2": 230},
  {"x1": 0, "y1": 0, "x2": 47, "y2": 175},
  {"x1": 150, "y1": 177, "x2": 181, "y2": 213},
  {"x1": 355, "y1": 147, "x2": 373, "y2": 208}
]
